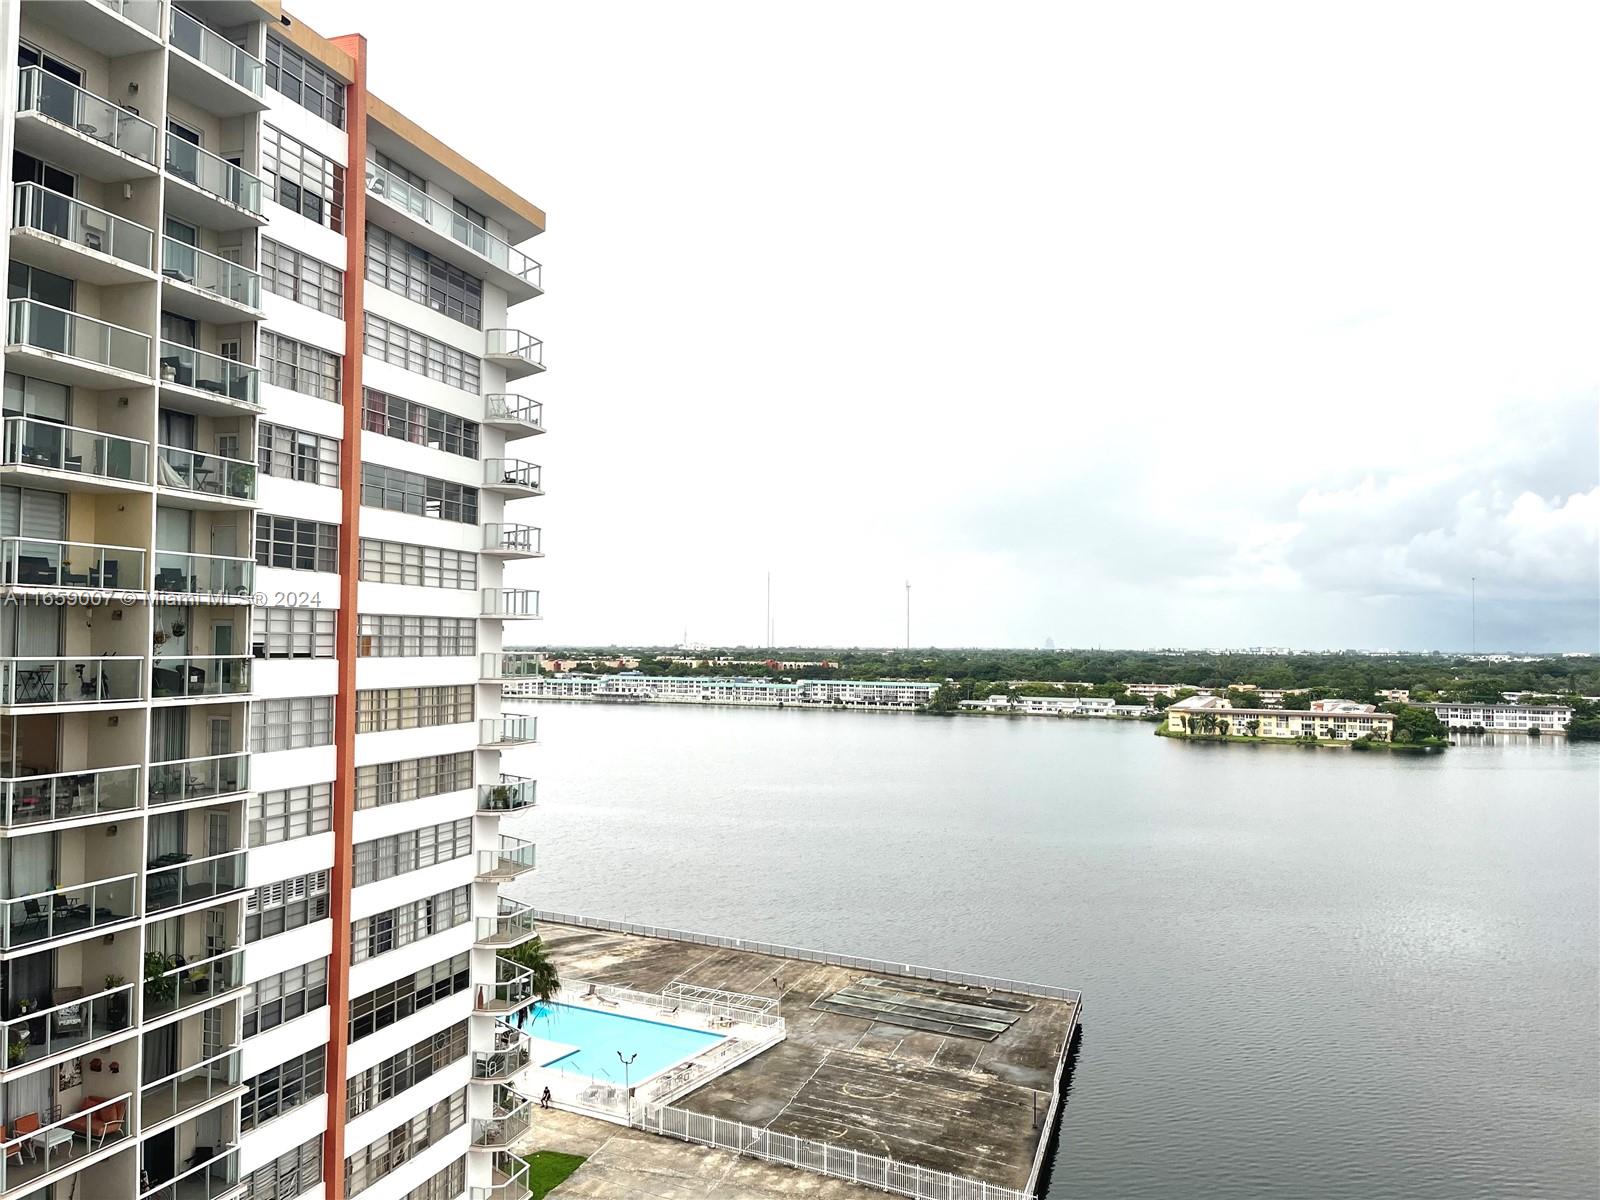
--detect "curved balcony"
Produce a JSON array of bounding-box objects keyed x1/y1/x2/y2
[
  {"x1": 473, "y1": 1036, "x2": 532, "y2": 1080},
  {"x1": 472, "y1": 1088, "x2": 533, "y2": 1148},
  {"x1": 142, "y1": 948, "x2": 245, "y2": 1020},
  {"x1": 483, "y1": 394, "x2": 544, "y2": 437},
  {"x1": 149, "y1": 753, "x2": 249, "y2": 808},
  {"x1": 1, "y1": 763, "x2": 142, "y2": 829},
  {"x1": 478, "y1": 775, "x2": 536, "y2": 814},
  {"x1": 164, "y1": 134, "x2": 264, "y2": 229},
  {"x1": 7, "y1": 299, "x2": 151, "y2": 388},
  {"x1": 0, "y1": 873, "x2": 137, "y2": 949},
  {"x1": 480, "y1": 715, "x2": 536, "y2": 749},
  {"x1": 168, "y1": 7, "x2": 266, "y2": 115},
  {"x1": 1, "y1": 417, "x2": 149, "y2": 494},
  {"x1": 14, "y1": 67, "x2": 158, "y2": 178},
  {"x1": 471, "y1": 1154, "x2": 533, "y2": 1200},
  {"x1": 0, "y1": 538, "x2": 143, "y2": 594},
  {"x1": 475, "y1": 898, "x2": 539, "y2": 950},
  {"x1": 481, "y1": 589, "x2": 540, "y2": 620},
  {"x1": 476, "y1": 835, "x2": 536, "y2": 883},
  {"x1": 484, "y1": 458, "x2": 542, "y2": 498},
  {"x1": 485, "y1": 328, "x2": 544, "y2": 380},
  {"x1": 156, "y1": 445, "x2": 257, "y2": 507},
  {"x1": 150, "y1": 655, "x2": 250, "y2": 701},
  {"x1": 144, "y1": 851, "x2": 247, "y2": 915},
  {"x1": 475, "y1": 961, "x2": 538, "y2": 1017},
  {"x1": 0, "y1": 655, "x2": 145, "y2": 708},
  {"x1": 153, "y1": 550, "x2": 255, "y2": 601},
  {"x1": 161, "y1": 237, "x2": 263, "y2": 322},
  {"x1": 12, "y1": 183, "x2": 156, "y2": 283},
  {"x1": 483, "y1": 523, "x2": 542, "y2": 559}
]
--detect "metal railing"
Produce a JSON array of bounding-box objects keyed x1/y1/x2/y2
[
  {"x1": 476, "y1": 897, "x2": 537, "y2": 948},
  {"x1": 566, "y1": 978, "x2": 784, "y2": 1032},
  {"x1": 164, "y1": 134, "x2": 263, "y2": 215},
  {"x1": 478, "y1": 775, "x2": 536, "y2": 813},
  {"x1": 480, "y1": 716, "x2": 536, "y2": 746},
  {"x1": 485, "y1": 458, "x2": 542, "y2": 492},
  {"x1": 471, "y1": 1090, "x2": 533, "y2": 1149},
  {"x1": 476, "y1": 835, "x2": 536, "y2": 880},
  {"x1": 2, "y1": 416, "x2": 149, "y2": 484},
  {"x1": 482, "y1": 589, "x2": 541, "y2": 619},
  {"x1": 7, "y1": 299, "x2": 151, "y2": 376},
  {"x1": 475, "y1": 960, "x2": 537, "y2": 1014},
  {"x1": 0, "y1": 1093, "x2": 130, "y2": 1189},
  {"x1": 157, "y1": 444, "x2": 256, "y2": 501},
  {"x1": 141, "y1": 948, "x2": 245, "y2": 1018},
  {"x1": 484, "y1": 394, "x2": 543, "y2": 431},
  {"x1": 161, "y1": 237, "x2": 261, "y2": 308},
  {"x1": 150, "y1": 654, "x2": 250, "y2": 700},
  {"x1": 364, "y1": 161, "x2": 542, "y2": 288},
  {"x1": 159, "y1": 339, "x2": 260, "y2": 404},
  {"x1": 484, "y1": 523, "x2": 542, "y2": 555},
  {"x1": 639, "y1": 1103, "x2": 1029, "y2": 1200},
  {"x1": 153, "y1": 549, "x2": 254, "y2": 598},
  {"x1": 486, "y1": 328, "x2": 544, "y2": 370},
  {"x1": 96, "y1": 0, "x2": 162, "y2": 36},
  {"x1": 169, "y1": 8, "x2": 264, "y2": 94},
  {"x1": 532, "y1": 910, "x2": 1085, "y2": 1003},
  {"x1": 144, "y1": 851, "x2": 247, "y2": 914},
  {"x1": 0, "y1": 538, "x2": 144, "y2": 593},
  {"x1": 0, "y1": 981, "x2": 134, "y2": 1068},
  {"x1": 469, "y1": 1152, "x2": 532, "y2": 1200},
  {"x1": 0, "y1": 655, "x2": 144, "y2": 706},
  {"x1": 16, "y1": 66, "x2": 157, "y2": 163},
  {"x1": 0, "y1": 874, "x2": 137, "y2": 949},
  {"x1": 0, "y1": 763, "x2": 141, "y2": 827},
  {"x1": 139, "y1": 1143, "x2": 239, "y2": 1200},
  {"x1": 140, "y1": 1048, "x2": 242, "y2": 1127},
  {"x1": 473, "y1": 1039, "x2": 531, "y2": 1080},
  {"x1": 149, "y1": 752, "x2": 248, "y2": 806},
  {"x1": 13, "y1": 182, "x2": 154, "y2": 269},
  {"x1": 481, "y1": 652, "x2": 542, "y2": 681}
]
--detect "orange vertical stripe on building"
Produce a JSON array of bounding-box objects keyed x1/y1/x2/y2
[{"x1": 325, "y1": 31, "x2": 368, "y2": 1199}]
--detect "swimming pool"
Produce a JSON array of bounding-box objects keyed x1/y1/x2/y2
[{"x1": 519, "y1": 1001, "x2": 725, "y2": 1085}]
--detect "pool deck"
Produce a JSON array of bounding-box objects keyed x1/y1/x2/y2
[{"x1": 536, "y1": 918, "x2": 1081, "y2": 1194}]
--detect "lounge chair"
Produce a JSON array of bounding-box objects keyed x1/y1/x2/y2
[{"x1": 65, "y1": 1097, "x2": 124, "y2": 1150}]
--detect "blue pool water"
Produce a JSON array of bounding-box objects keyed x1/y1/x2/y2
[{"x1": 520, "y1": 1001, "x2": 725, "y2": 1083}]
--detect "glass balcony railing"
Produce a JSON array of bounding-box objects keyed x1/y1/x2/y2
[
  {"x1": 159, "y1": 339, "x2": 260, "y2": 405},
  {"x1": 164, "y1": 133, "x2": 263, "y2": 215},
  {"x1": 484, "y1": 394, "x2": 543, "y2": 432},
  {"x1": 8, "y1": 299, "x2": 151, "y2": 376},
  {"x1": 140, "y1": 1049, "x2": 242, "y2": 1128},
  {"x1": 150, "y1": 654, "x2": 250, "y2": 700},
  {"x1": 475, "y1": 961, "x2": 537, "y2": 1015},
  {"x1": 161, "y1": 237, "x2": 261, "y2": 308},
  {"x1": 140, "y1": 1144, "x2": 239, "y2": 1200},
  {"x1": 477, "y1": 836, "x2": 536, "y2": 880},
  {"x1": 13, "y1": 182, "x2": 155, "y2": 269},
  {"x1": 486, "y1": 328, "x2": 544, "y2": 370},
  {"x1": 472, "y1": 1090, "x2": 533, "y2": 1148},
  {"x1": 470, "y1": 1153, "x2": 533, "y2": 1200},
  {"x1": 96, "y1": 0, "x2": 162, "y2": 35},
  {"x1": 364, "y1": 161, "x2": 543, "y2": 289},
  {"x1": 3, "y1": 417, "x2": 149, "y2": 485},
  {"x1": 0, "y1": 655, "x2": 144, "y2": 706},
  {"x1": 144, "y1": 851, "x2": 247, "y2": 914},
  {"x1": 485, "y1": 459, "x2": 542, "y2": 492},
  {"x1": 481, "y1": 652, "x2": 542, "y2": 681},
  {"x1": 1, "y1": 763, "x2": 141, "y2": 827},
  {"x1": 16, "y1": 66, "x2": 158, "y2": 164},
  {"x1": 169, "y1": 8, "x2": 264, "y2": 95},
  {"x1": 0, "y1": 874, "x2": 136, "y2": 949},
  {"x1": 484, "y1": 523, "x2": 541, "y2": 555},
  {"x1": 0, "y1": 537, "x2": 143, "y2": 592},
  {"x1": 149, "y1": 752, "x2": 248, "y2": 807},
  {"x1": 478, "y1": 775, "x2": 536, "y2": 813},
  {"x1": 157, "y1": 444, "x2": 256, "y2": 501},
  {"x1": 153, "y1": 550, "x2": 254, "y2": 598},
  {"x1": 0, "y1": 981, "x2": 134, "y2": 1068},
  {"x1": 142, "y1": 948, "x2": 245, "y2": 1019},
  {"x1": 474, "y1": 1037, "x2": 532, "y2": 1079},
  {"x1": 480, "y1": 716, "x2": 536, "y2": 747},
  {"x1": 482, "y1": 589, "x2": 541, "y2": 619},
  {"x1": 475, "y1": 897, "x2": 538, "y2": 948},
  {"x1": 0, "y1": 1093, "x2": 130, "y2": 1191}
]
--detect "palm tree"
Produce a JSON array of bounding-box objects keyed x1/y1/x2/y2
[{"x1": 498, "y1": 937, "x2": 561, "y2": 1004}]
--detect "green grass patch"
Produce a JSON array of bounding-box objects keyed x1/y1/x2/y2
[{"x1": 522, "y1": 1151, "x2": 586, "y2": 1199}]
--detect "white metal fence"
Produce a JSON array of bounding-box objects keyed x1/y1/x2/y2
[
  {"x1": 533, "y1": 909, "x2": 1083, "y2": 1003},
  {"x1": 640, "y1": 1103, "x2": 1029, "y2": 1200},
  {"x1": 567, "y1": 977, "x2": 785, "y2": 1031}
]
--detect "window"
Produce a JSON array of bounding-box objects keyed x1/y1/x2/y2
[
  {"x1": 355, "y1": 753, "x2": 472, "y2": 811},
  {"x1": 265, "y1": 37, "x2": 345, "y2": 128},
  {"x1": 257, "y1": 422, "x2": 340, "y2": 487},
  {"x1": 358, "y1": 539, "x2": 476, "y2": 589},
  {"x1": 260, "y1": 330, "x2": 340, "y2": 402},
  {"x1": 263, "y1": 126, "x2": 345, "y2": 231},
  {"x1": 245, "y1": 871, "x2": 331, "y2": 942},
  {"x1": 353, "y1": 819, "x2": 471, "y2": 887},
  {"x1": 243, "y1": 959, "x2": 329, "y2": 1037},
  {"x1": 361, "y1": 388, "x2": 479, "y2": 458},
  {"x1": 347, "y1": 1022, "x2": 467, "y2": 1119},
  {"x1": 395, "y1": 1158, "x2": 465, "y2": 1200},
  {"x1": 365, "y1": 225, "x2": 483, "y2": 328},
  {"x1": 363, "y1": 313, "x2": 479, "y2": 392},
  {"x1": 249, "y1": 783, "x2": 333, "y2": 846},
  {"x1": 349, "y1": 955, "x2": 469, "y2": 1044},
  {"x1": 358, "y1": 615, "x2": 475, "y2": 658},
  {"x1": 253, "y1": 606, "x2": 336, "y2": 658},
  {"x1": 360, "y1": 464, "x2": 477, "y2": 523},
  {"x1": 255, "y1": 514, "x2": 337, "y2": 573},
  {"x1": 250, "y1": 697, "x2": 334, "y2": 753},
  {"x1": 344, "y1": 1091, "x2": 466, "y2": 1197},
  {"x1": 243, "y1": 1135, "x2": 322, "y2": 1200},
  {"x1": 351, "y1": 887, "x2": 470, "y2": 963},
  {"x1": 242, "y1": 1047, "x2": 325, "y2": 1131},
  {"x1": 355, "y1": 686, "x2": 474, "y2": 734},
  {"x1": 260, "y1": 238, "x2": 343, "y2": 316}
]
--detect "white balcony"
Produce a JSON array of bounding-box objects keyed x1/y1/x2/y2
[
  {"x1": 152, "y1": 550, "x2": 255, "y2": 601},
  {"x1": 167, "y1": 7, "x2": 267, "y2": 116},
  {"x1": 14, "y1": 67, "x2": 158, "y2": 181},
  {"x1": 0, "y1": 417, "x2": 150, "y2": 495},
  {"x1": 0, "y1": 1092, "x2": 133, "y2": 1194},
  {"x1": 483, "y1": 458, "x2": 542, "y2": 498},
  {"x1": 483, "y1": 523, "x2": 542, "y2": 559},
  {"x1": 481, "y1": 589, "x2": 540, "y2": 621},
  {"x1": 0, "y1": 873, "x2": 138, "y2": 950},
  {"x1": 485, "y1": 328, "x2": 545, "y2": 380},
  {"x1": 0, "y1": 655, "x2": 145, "y2": 709},
  {"x1": 25, "y1": 1, "x2": 163, "y2": 58},
  {"x1": 482, "y1": 394, "x2": 544, "y2": 438},
  {"x1": 149, "y1": 752, "x2": 249, "y2": 808},
  {"x1": 143, "y1": 851, "x2": 248, "y2": 916},
  {"x1": 0, "y1": 763, "x2": 142, "y2": 829},
  {"x1": 160, "y1": 238, "x2": 264, "y2": 323},
  {"x1": 163, "y1": 134, "x2": 265, "y2": 230},
  {"x1": 156, "y1": 444, "x2": 257, "y2": 508},
  {"x1": 150, "y1": 655, "x2": 251, "y2": 702},
  {"x1": 0, "y1": 537, "x2": 143, "y2": 595},
  {"x1": 6, "y1": 299, "x2": 152, "y2": 389},
  {"x1": 11, "y1": 183, "x2": 157, "y2": 285},
  {"x1": 478, "y1": 775, "x2": 536, "y2": 814},
  {"x1": 480, "y1": 715, "x2": 536, "y2": 748},
  {"x1": 476, "y1": 835, "x2": 536, "y2": 883},
  {"x1": 470, "y1": 1154, "x2": 533, "y2": 1200},
  {"x1": 475, "y1": 899, "x2": 539, "y2": 951},
  {"x1": 159, "y1": 341, "x2": 262, "y2": 414}
]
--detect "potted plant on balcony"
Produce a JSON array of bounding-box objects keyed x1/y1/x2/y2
[
  {"x1": 7, "y1": 1039, "x2": 26, "y2": 1066},
  {"x1": 486, "y1": 784, "x2": 512, "y2": 810},
  {"x1": 143, "y1": 951, "x2": 178, "y2": 1007},
  {"x1": 226, "y1": 464, "x2": 254, "y2": 499},
  {"x1": 104, "y1": 975, "x2": 128, "y2": 1030}
]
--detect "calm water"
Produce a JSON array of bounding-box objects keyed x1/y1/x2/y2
[{"x1": 499, "y1": 702, "x2": 1600, "y2": 1199}]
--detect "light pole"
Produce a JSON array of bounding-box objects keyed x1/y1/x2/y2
[{"x1": 618, "y1": 1050, "x2": 637, "y2": 1126}]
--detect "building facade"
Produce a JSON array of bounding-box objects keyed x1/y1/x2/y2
[
  {"x1": 1165, "y1": 695, "x2": 1395, "y2": 741},
  {"x1": 0, "y1": 6, "x2": 544, "y2": 1200},
  {"x1": 1425, "y1": 703, "x2": 1573, "y2": 733},
  {"x1": 508, "y1": 674, "x2": 938, "y2": 711}
]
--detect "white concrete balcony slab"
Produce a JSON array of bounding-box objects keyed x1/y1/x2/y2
[
  {"x1": 0, "y1": 763, "x2": 142, "y2": 830},
  {"x1": 483, "y1": 458, "x2": 542, "y2": 498},
  {"x1": 163, "y1": 135, "x2": 265, "y2": 230},
  {"x1": 0, "y1": 417, "x2": 150, "y2": 496},
  {"x1": 482, "y1": 523, "x2": 542, "y2": 559},
  {"x1": 156, "y1": 444, "x2": 257, "y2": 509},
  {"x1": 482, "y1": 394, "x2": 543, "y2": 438},
  {"x1": 485, "y1": 328, "x2": 544, "y2": 380},
  {"x1": 160, "y1": 238, "x2": 264, "y2": 323},
  {"x1": 6, "y1": 300, "x2": 152, "y2": 389},
  {"x1": 25, "y1": 0, "x2": 163, "y2": 57},
  {"x1": 0, "y1": 537, "x2": 143, "y2": 596},
  {"x1": 159, "y1": 341, "x2": 262, "y2": 414},
  {"x1": 0, "y1": 873, "x2": 138, "y2": 950},
  {"x1": 167, "y1": 7, "x2": 267, "y2": 116},
  {"x1": 11, "y1": 183, "x2": 157, "y2": 285},
  {"x1": 0, "y1": 655, "x2": 146, "y2": 710},
  {"x1": 152, "y1": 550, "x2": 255, "y2": 601},
  {"x1": 13, "y1": 67, "x2": 159, "y2": 181}
]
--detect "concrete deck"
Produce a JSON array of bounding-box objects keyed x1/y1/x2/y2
[{"x1": 537, "y1": 921, "x2": 1079, "y2": 1193}]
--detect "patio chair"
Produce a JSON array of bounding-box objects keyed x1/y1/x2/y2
[
  {"x1": 11, "y1": 1113, "x2": 40, "y2": 1159},
  {"x1": 51, "y1": 987, "x2": 85, "y2": 1038},
  {"x1": 17, "y1": 898, "x2": 48, "y2": 938},
  {"x1": 65, "y1": 1097, "x2": 124, "y2": 1150},
  {"x1": 2, "y1": 1120, "x2": 28, "y2": 1165}
]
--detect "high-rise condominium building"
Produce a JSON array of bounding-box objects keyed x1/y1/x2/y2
[{"x1": 0, "y1": 4, "x2": 545, "y2": 1199}]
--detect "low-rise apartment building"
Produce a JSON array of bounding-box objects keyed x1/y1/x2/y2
[
  {"x1": 959, "y1": 695, "x2": 1117, "y2": 716},
  {"x1": 508, "y1": 674, "x2": 938, "y2": 711},
  {"x1": 1165, "y1": 695, "x2": 1395, "y2": 741},
  {"x1": 1425, "y1": 703, "x2": 1573, "y2": 733}
]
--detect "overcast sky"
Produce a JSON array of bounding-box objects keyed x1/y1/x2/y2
[{"x1": 316, "y1": 0, "x2": 1598, "y2": 652}]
